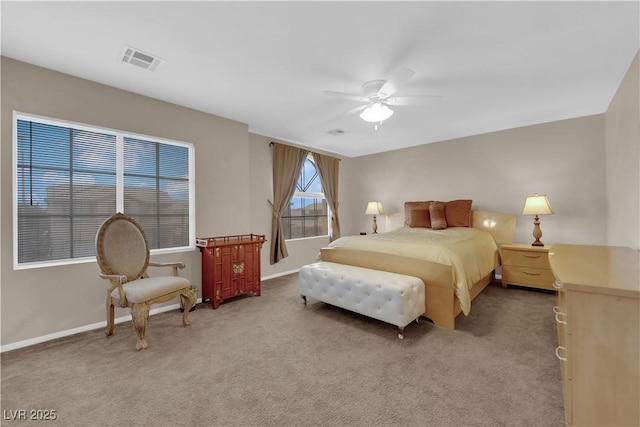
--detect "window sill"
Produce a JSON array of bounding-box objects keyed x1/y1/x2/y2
[
  {"x1": 14, "y1": 245, "x2": 197, "y2": 270},
  {"x1": 285, "y1": 235, "x2": 329, "y2": 243}
]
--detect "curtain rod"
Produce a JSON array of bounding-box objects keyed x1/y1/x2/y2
[{"x1": 269, "y1": 141, "x2": 341, "y2": 160}]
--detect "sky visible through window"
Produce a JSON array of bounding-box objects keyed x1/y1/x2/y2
[
  {"x1": 123, "y1": 136, "x2": 189, "y2": 201},
  {"x1": 16, "y1": 120, "x2": 189, "y2": 208},
  {"x1": 291, "y1": 157, "x2": 322, "y2": 210}
]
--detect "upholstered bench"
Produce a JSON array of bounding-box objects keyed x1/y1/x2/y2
[{"x1": 298, "y1": 261, "x2": 425, "y2": 339}]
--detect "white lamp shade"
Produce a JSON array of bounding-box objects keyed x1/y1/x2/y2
[
  {"x1": 365, "y1": 201, "x2": 384, "y2": 215},
  {"x1": 360, "y1": 102, "x2": 394, "y2": 123},
  {"x1": 522, "y1": 194, "x2": 554, "y2": 215}
]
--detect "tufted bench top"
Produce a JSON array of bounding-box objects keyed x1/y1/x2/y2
[{"x1": 299, "y1": 261, "x2": 425, "y2": 338}]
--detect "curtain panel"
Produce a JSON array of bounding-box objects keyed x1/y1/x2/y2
[
  {"x1": 312, "y1": 152, "x2": 341, "y2": 242},
  {"x1": 268, "y1": 143, "x2": 308, "y2": 264}
]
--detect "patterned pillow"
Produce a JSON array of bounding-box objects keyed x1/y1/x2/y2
[
  {"x1": 404, "y1": 201, "x2": 433, "y2": 228},
  {"x1": 429, "y1": 201, "x2": 447, "y2": 230}
]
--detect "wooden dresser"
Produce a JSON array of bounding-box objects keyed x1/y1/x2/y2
[
  {"x1": 549, "y1": 244, "x2": 639, "y2": 427},
  {"x1": 501, "y1": 243, "x2": 555, "y2": 290},
  {"x1": 196, "y1": 234, "x2": 266, "y2": 309}
]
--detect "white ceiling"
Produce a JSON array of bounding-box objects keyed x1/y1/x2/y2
[{"x1": 1, "y1": 1, "x2": 638, "y2": 158}]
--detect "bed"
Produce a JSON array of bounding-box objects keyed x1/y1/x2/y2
[{"x1": 319, "y1": 201, "x2": 516, "y2": 329}]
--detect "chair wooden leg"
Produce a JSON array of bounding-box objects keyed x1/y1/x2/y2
[
  {"x1": 106, "y1": 298, "x2": 115, "y2": 337},
  {"x1": 131, "y1": 303, "x2": 149, "y2": 350},
  {"x1": 180, "y1": 289, "x2": 196, "y2": 327}
]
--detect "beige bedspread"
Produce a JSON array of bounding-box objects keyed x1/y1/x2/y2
[{"x1": 325, "y1": 226, "x2": 500, "y2": 315}]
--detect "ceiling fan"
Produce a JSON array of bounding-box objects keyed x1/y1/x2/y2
[{"x1": 324, "y1": 68, "x2": 440, "y2": 130}]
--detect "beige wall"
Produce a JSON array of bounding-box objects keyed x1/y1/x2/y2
[
  {"x1": 605, "y1": 51, "x2": 640, "y2": 250},
  {"x1": 0, "y1": 58, "x2": 336, "y2": 348},
  {"x1": 340, "y1": 114, "x2": 608, "y2": 247},
  {"x1": 0, "y1": 58, "x2": 254, "y2": 346}
]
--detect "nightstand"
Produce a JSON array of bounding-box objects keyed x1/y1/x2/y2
[{"x1": 501, "y1": 243, "x2": 555, "y2": 291}]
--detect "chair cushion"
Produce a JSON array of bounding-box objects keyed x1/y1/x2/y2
[{"x1": 112, "y1": 276, "x2": 190, "y2": 303}]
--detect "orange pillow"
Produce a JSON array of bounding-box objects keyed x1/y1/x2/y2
[
  {"x1": 404, "y1": 201, "x2": 432, "y2": 228},
  {"x1": 445, "y1": 199, "x2": 473, "y2": 227},
  {"x1": 429, "y1": 201, "x2": 447, "y2": 230}
]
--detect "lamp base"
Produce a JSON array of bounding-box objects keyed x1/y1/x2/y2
[{"x1": 530, "y1": 215, "x2": 545, "y2": 247}]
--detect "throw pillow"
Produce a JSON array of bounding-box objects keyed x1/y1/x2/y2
[
  {"x1": 445, "y1": 199, "x2": 473, "y2": 227},
  {"x1": 429, "y1": 201, "x2": 447, "y2": 230},
  {"x1": 404, "y1": 201, "x2": 433, "y2": 228}
]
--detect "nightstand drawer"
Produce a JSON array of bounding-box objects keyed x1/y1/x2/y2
[
  {"x1": 502, "y1": 266, "x2": 555, "y2": 289},
  {"x1": 502, "y1": 249, "x2": 549, "y2": 269}
]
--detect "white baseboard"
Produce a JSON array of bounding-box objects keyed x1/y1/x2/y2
[
  {"x1": 1, "y1": 269, "x2": 498, "y2": 352},
  {"x1": 0, "y1": 298, "x2": 202, "y2": 353},
  {"x1": 2, "y1": 269, "x2": 498, "y2": 352},
  {"x1": 2, "y1": 269, "x2": 305, "y2": 353},
  {"x1": 261, "y1": 268, "x2": 300, "y2": 281}
]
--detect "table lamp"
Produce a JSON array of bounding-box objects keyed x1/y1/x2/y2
[
  {"x1": 365, "y1": 201, "x2": 384, "y2": 234},
  {"x1": 522, "y1": 193, "x2": 554, "y2": 246}
]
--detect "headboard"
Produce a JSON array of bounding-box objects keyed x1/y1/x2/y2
[
  {"x1": 471, "y1": 210, "x2": 516, "y2": 244},
  {"x1": 384, "y1": 212, "x2": 406, "y2": 232},
  {"x1": 384, "y1": 209, "x2": 516, "y2": 244}
]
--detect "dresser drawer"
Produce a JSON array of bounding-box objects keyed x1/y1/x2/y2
[
  {"x1": 502, "y1": 249, "x2": 550, "y2": 269},
  {"x1": 502, "y1": 265, "x2": 555, "y2": 289}
]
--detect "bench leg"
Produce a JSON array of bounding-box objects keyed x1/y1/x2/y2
[{"x1": 398, "y1": 317, "x2": 422, "y2": 339}]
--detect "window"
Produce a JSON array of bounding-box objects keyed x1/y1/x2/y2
[
  {"x1": 281, "y1": 155, "x2": 328, "y2": 239},
  {"x1": 14, "y1": 112, "x2": 194, "y2": 269}
]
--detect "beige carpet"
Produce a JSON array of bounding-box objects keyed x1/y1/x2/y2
[{"x1": 1, "y1": 274, "x2": 565, "y2": 427}]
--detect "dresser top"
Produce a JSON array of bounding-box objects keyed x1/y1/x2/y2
[
  {"x1": 549, "y1": 244, "x2": 640, "y2": 298},
  {"x1": 501, "y1": 243, "x2": 550, "y2": 253},
  {"x1": 195, "y1": 234, "x2": 266, "y2": 248}
]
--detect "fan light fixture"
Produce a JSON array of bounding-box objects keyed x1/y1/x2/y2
[
  {"x1": 360, "y1": 102, "x2": 393, "y2": 123},
  {"x1": 325, "y1": 68, "x2": 441, "y2": 130}
]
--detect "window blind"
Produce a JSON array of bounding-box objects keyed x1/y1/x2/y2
[{"x1": 15, "y1": 114, "x2": 193, "y2": 268}]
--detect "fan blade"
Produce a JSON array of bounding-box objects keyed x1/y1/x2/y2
[
  {"x1": 328, "y1": 104, "x2": 368, "y2": 122},
  {"x1": 386, "y1": 95, "x2": 442, "y2": 106},
  {"x1": 378, "y1": 68, "x2": 415, "y2": 99},
  {"x1": 323, "y1": 90, "x2": 369, "y2": 103}
]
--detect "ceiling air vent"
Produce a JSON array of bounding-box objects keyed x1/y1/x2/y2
[
  {"x1": 120, "y1": 46, "x2": 164, "y2": 71},
  {"x1": 327, "y1": 129, "x2": 345, "y2": 136}
]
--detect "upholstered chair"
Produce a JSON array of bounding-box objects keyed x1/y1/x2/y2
[{"x1": 95, "y1": 213, "x2": 195, "y2": 350}]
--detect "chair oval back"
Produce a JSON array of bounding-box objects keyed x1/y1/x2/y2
[{"x1": 95, "y1": 213, "x2": 150, "y2": 281}]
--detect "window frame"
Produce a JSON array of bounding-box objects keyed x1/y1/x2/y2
[
  {"x1": 283, "y1": 154, "x2": 330, "y2": 241},
  {"x1": 12, "y1": 111, "x2": 196, "y2": 270}
]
